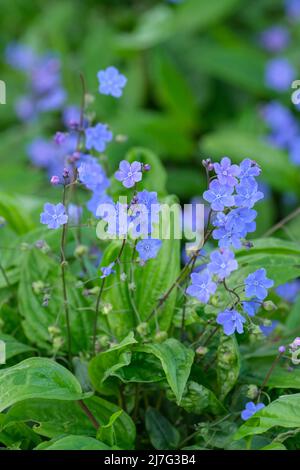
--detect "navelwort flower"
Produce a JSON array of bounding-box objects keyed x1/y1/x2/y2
[
  {"x1": 97, "y1": 66, "x2": 127, "y2": 98},
  {"x1": 244, "y1": 268, "x2": 274, "y2": 301},
  {"x1": 40, "y1": 203, "x2": 68, "y2": 229},
  {"x1": 216, "y1": 309, "x2": 246, "y2": 335},
  {"x1": 136, "y1": 239, "x2": 162, "y2": 261},
  {"x1": 265, "y1": 58, "x2": 295, "y2": 92},
  {"x1": 203, "y1": 180, "x2": 234, "y2": 211},
  {"x1": 207, "y1": 248, "x2": 238, "y2": 280},
  {"x1": 214, "y1": 157, "x2": 240, "y2": 187},
  {"x1": 241, "y1": 402, "x2": 265, "y2": 421},
  {"x1": 186, "y1": 271, "x2": 217, "y2": 304},
  {"x1": 85, "y1": 123, "x2": 113, "y2": 153},
  {"x1": 115, "y1": 161, "x2": 142, "y2": 188},
  {"x1": 100, "y1": 262, "x2": 115, "y2": 279}
]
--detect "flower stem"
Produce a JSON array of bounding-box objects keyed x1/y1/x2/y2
[
  {"x1": 77, "y1": 400, "x2": 99, "y2": 430},
  {"x1": 0, "y1": 262, "x2": 10, "y2": 287},
  {"x1": 60, "y1": 184, "x2": 72, "y2": 365},
  {"x1": 257, "y1": 351, "x2": 284, "y2": 401}
]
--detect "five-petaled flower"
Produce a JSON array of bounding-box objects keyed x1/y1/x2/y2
[
  {"x1": 136, "y1": 239, "x2": 162, "y2": 261},
  {"x1": 203, "y1": 180, "x2": 235, "y2": 211},
  {"x1": 100, "y1": 262, "x2": 115, "y2": 278},
  {"x1": 244, "y1": 268, "x2": 274, "y2": 300},
  {"x1": 115, "y1": 160, "x2": 142, "y2": 188},
  {"x1": 186, "y1": 271, "x2": 217, "y2": 304},
  {"x1": 40, "y1": 203, "x2": 68, "y2": 229},
  {"x1": 216, "y1": 309, "x2": 246, "y2": 335},
  {"x1": 214, "y1": 157, "x2": 240, "y2": 187},
  {"x1": 85, "y1": 123, "x2": 113, "y2": 153},
  {"x1": 97, "y1": 66, "x2": 127, "y2": 98},
  {"x1": 241, "y1": 401, "x2": 265, "y2": 421},
  {"x1": 208, "y1": 248, "x2": 238, "y2": 280}
]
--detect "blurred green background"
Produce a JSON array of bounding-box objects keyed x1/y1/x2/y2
[{"x1": 1, "y1": 0, "x2": 300, "y2": 237}]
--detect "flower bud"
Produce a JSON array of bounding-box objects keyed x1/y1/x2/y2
[
  {"x1": 48, "y1": 325, "x2": 61, "y2": 337},
  {"x1": 32, "y1": 280, "x2": 45, "y2": 295},
  {"x1": 246, "y1": 384, "x2": 259, "y2": 400},
  {"x1": 35, "y1": 239, "x2": 50, "y2": 254},
  {"x1": 0, "y1": 216, "x2": 6, "y2": 228},
  {"x1": 154, "y1": 331, "x2": 168, "y2": 343},
  {"x1": 54, "y1": 132, "x2": 66, "y2": 145},
  {"x1": 97, "y1": 335, "x2": 110, "y2": 349},
  {"x1": 136, "y1": 322, "x2": 149, "y2": 337},
  {"x1": 115, "y1": 134, "x2": 128, "y2": 143},
  {"x1": 278, "y1": 345, "x2": 286, "y2": 354},
  {"x1": 196, "y1": 346, "x2": 208, "y2": 357},
  {"x1": 74, "y1": 244, "x2": 88, "y2": 258},
  {"x1": 143, "y1": 163, "x2": 151, "y2": 172},
  {"x1": 120, "y1": 272, "x2": 127, "y2": 282},
  {"x1": 53, "y1": 336, "x2": 64, "y2": 351},
  {"x1": 263, "y1": 300, "x2": 277, "y2": 311},
  {"x1": 103, "y1": 302, "x2": 112, "y2": 315}
]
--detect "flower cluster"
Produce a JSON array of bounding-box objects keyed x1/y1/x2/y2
[
  {"x1": 187, "y1": 157, "x2": 274, "y2": 336},
  {"x1": 6, "y1": 43, "x2": 66, "y2": 121}
]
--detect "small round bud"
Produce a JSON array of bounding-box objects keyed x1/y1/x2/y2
[
  {"x1": 115, "y1": 134, "x2": 128, "y2": 143},
  {"x1": 32, "y1": 280, "x2": 45, "y2": 295},
  {"x1": 85, "y1": 93, "x2": 95, "y2": 106},
  {"x1": 53, "y1": 336, "x2": 64, "y2": 351},
  {"x1": 136, "y1": 322, "x2": 149, "y2": 337},
  {"x1": 74, "y1": 244, "x2": 88, "y2": 258},
  {"x1": 0, "y1": 216, "x2": 7, "y2": 228},
  {"x1": 210, "y1": 295, "x2": 219, "y2": 307},
  {"x1": 246, "y1": 384, "x2": 259, "y2": 400},
  {"x1": 129, "y1": 282, "x2": 136, "y2": 291},
  {"x1": 103, "y1": 302, "x2": 112, "y2": 315},
  {"x1": 88, "y1": 286, "x2": 100, "y2": 295},
  {"x1": 50, "y1": 175, "x2": 60, "y2": 186},
  {"x1": 48, "y1": 325, "x2": 61, "y2": 337},
  {"x1": 120, "y1": 272, "x2": 127, "y2": 282},
  {"x1": 243, "y1": 241, "x2": 254, "y2": 250},
  {"x1": 54, "y1": 132, "x2": 66, "y2": 145},
  {"x1": 262, "y1": 319, "x2": 272, "y2": 327},
  {"x1": 97, "y1": 334, "x2": 110, "y2": 349},
  {"x1": 263, "y1": 300, "x2": 277, "y2": 311},
  {"x1": 154, "y1": 331, "x2": 168, "y2": 343},
  {"x1": 143, "y1": 163, "x2": 151, "y2": 172},
  {"x1": 196, "y1": 346, "x2": 208, "y2": 357},
  {"x1": 62, "y1": 168, "x2": 70, "y2": 179},
  {"x1": 42, "y1": 294, "x2": 50, "y2": 307},
  {"x1": 278, "y1": 345, "x2": 286, "y2": 354},
  {"x1": 34, "y1": 239, "x2": 50, "y2": 254}
]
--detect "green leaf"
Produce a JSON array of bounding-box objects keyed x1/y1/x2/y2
[
  {"x1": 260, "y1": 442, "x2": 286, "y2": 450},
  {"x1": 286, "y1": 294, "x2": 300, "y2": 331},
  {"x1": 217, "y1": 335, "x2": 240, "y2": 400},
  {"x1": 233, "y1": 238, "x2": 300, "y2": 286},
  {"x1": 113, "y1": 351, "x2": 165, "y2": 383},
  {"x1": 88, "y1": 332, "x2": 137, "y2": 394},
  {"x1": 244, "y1": 358, "x2": 300, "y2": 389},
  {"x1": 201, "y1": 130, "x2": 300, "y2": 195},
  {"x1": 235, "y1": 393, "x2": 300, "y2": 440},
  {"x1": 167, "y1": 381, "x2": 226, "y2": 415},
  {"x1": 2, "y1": 396, "x2": 135, "y2": 449},
  {"x1": 96, "y1": 410, "x2": 123, "y2": 447},
  {"x1": 35, "y1": 435, "x2": 111, "y2": 450},
  {"x1": 0, "y1": 357, "x2": 84, "y2": 412},
  {"x1": 0, "y1": 192, "x2": 34, "y2": 234},
  {"x1": 18, "y1": 249, "x2": 92, "y2": 353},
  {"x1": 0, "y1": 334, "x2": 34, "y2": 361},
  {"x1": 145, "y1": 408, "x2": 180, "y2": 450},
  {"x1": 139, "y1": 339, "x2": 194, "y2": 404},
  {"x1": 118, "y1": 0, "x2": 240, "y2": 50}
]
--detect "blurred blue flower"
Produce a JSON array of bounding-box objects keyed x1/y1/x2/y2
[
  {"x1": 217, "y1": 309, "x2": 246, "y2": 335},
  {"x1": 86, "y1": 191, "x2": 113, "y2": 218},
  {"x1": 285, "y1": 0, "x2": 300, "y2": 19},
  {"x1": 78, "y1": 156, "x2": 110, "y2": 192},
  {"x1": 85, "y1": 124, "x2": 113, "y2": 153},
  {"x1": 40, "y1": 203, "x2": 68, "y2": 229},
  {"x1": 265, "y1": 58, "x2": 295, "y2": 92},
  {"x1": 241, "y1": 402, "x2": 265, "y2": 421},
  {"x1": 259, "y1": 26, "x2": 290, "y2": 52},
  {"x1": 67, "y1": 204, "x2": 82, "y2": 225},
  {"x1": 276, "y1": 280, "x2": 300, "y2": 302},
  {"x1": 260, "y1": 320, "x2": 278, "y2": 337},
  {"x1": 288, "y1": 136, "x2": 300, "y2": 165},
  {"x1": 97, "y1": 66, "x2": 127, "y2": 98},
  {"x1": 243, "y1": 298, "x2": 260, "y2": 317},
  {"x1": 239, "y1": 159, "x2": 261, "y2": 180},
  {"x1": 100, "y1": 262, "x2": 115, "y2": 278},
  {"x1": 5, "y1": 43, "x2": 37, "y2": 71}
]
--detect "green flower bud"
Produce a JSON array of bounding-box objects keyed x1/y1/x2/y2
[
  {"x1": 246, "y1": 384, "x2": 259, "y2": 400},
  {"x1": 103, "y1": 302, "x2": 112, "y2": 315},
  {"x1": 32, "y1": 280, "x2": 45, "y2": 295},
  {"x1": 74, "y1": 245, "x2": 88, "y2": 258},
  {"x1": 154, "y1": 331, "x2": 168, "y2": 343},
  {"x1": 97, "y1": 335, "x2": 110, "y2": 349},
  {"x1": 196, "y1": 346, "x2": 208, "y2": 357},
  {"x1": 136, "y1": 322, "x2": 149, "y2": 337},
  {"x1": 263, "y1": 300, "x2": 277, "y2": 311}
]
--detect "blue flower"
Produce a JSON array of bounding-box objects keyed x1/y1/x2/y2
[
  {"x1": 115, "y1": 161, "x2": 142, "y2": 188},
  {"x1": 285, "y1": 0, "x2": 300, "y2": 19},
  {"x1": 288, "y1": 136, "x2": 300, "y2": 166},
  {"x1": 216, "y1": 309, "x2": 246, "y2": 335},
  {"x1": 235, "y1": 178, "x2": 264, "y2": 208},
  {"x1": 100, "y1": 262, "x2": 115, "y2": 278},
  {"x1": 78, "y1": 156, "x2": 110, "y2": 192},
  {"x1": 214, "y1": 157, "x2": 240, "y2": 187},
  {"x1": 261, "y1": 102, "x2": 296, "y2": 133},
  {"x1": 130, "y1": 190, "x2": 160, "y2": 236},
  {"x1": 186, "y1": 270, "x2": 217, "y2": 304},
  {"x1": 242, "y1": 298, "x2": 260, "y2": 317},
  {"x1": 265, "y1": 58, "x2": 295, "y2": 92},
  {"x1": 85, "y1": 124, "x2": 113, "y2": 153},
  {"x1": 239, "y1": 159, "x2": 261, "y2": 180},
  {"x1": 86, "y1": 191, "x2": 113, "y2": 218},
  {"x1": 101, "y1": 201, "x2": 129, "y2": 237},
  {"x1": 67, "y1": 204, "x2": 82, "y2": 225},
  {"x1": 241, "y1": 402, "x2": 265, "y2": 421},
  {"x1": 40, "y1": 203, "x2": 68, "y2": 229},
  {"x1": 203, "y1": 180, "x2": 234, "y2": 211},
  {"x1": 97, "y1": 66, "x2": 127, "y2": 98},
  {"x1": 136, "y1": 239, "x2": 162, "y2": 261},
  {"x1": 208, "y1": 249, "x2": 238, "y2": 280},
  {"x1": 259, "y1": 26, "x2": 290, "y2": 53},
  {"x1": 226, "y1": 208, "x2": 257, "y2": 237},
  {"x1": 245, "y1": 268, "x2": 274, "y2": 300},
  {"x1": 276, "y1": 280, "x2": 300, "y2": 303},
  {"x1": 5, "y1": 42, "x2": 37, "y2": 71},
  {"x1": 260, "y1": 320, "x2": 278, "y2": 337}
]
